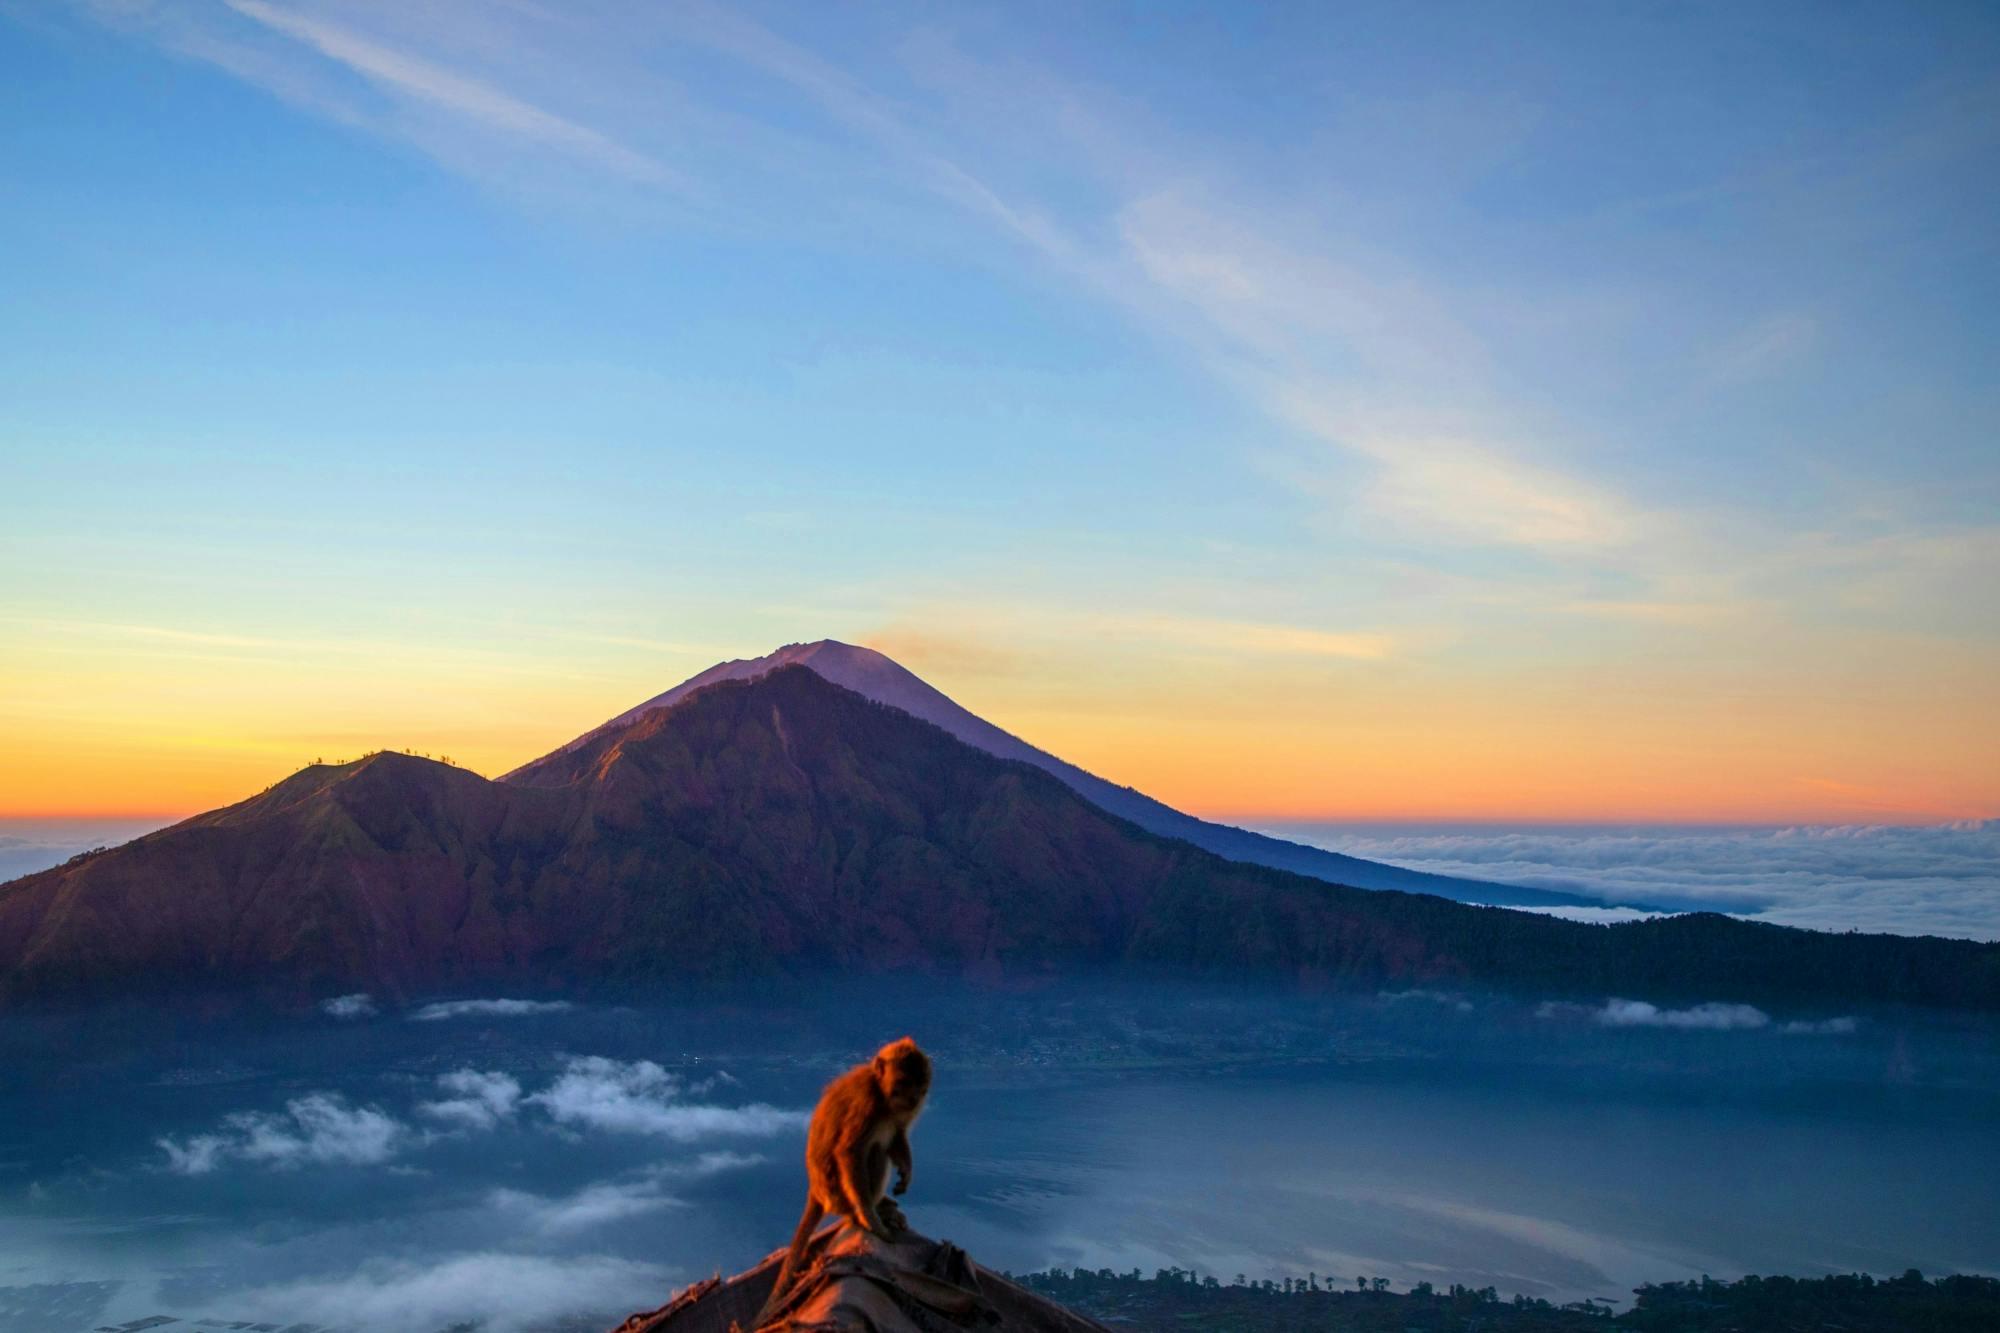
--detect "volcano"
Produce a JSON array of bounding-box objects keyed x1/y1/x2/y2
[{"x1": 506, "y1": 639, "x2": 1635, "y2": 912}]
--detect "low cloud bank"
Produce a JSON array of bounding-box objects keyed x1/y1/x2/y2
[
  {"x1": 160, "y1": 1094, "x2": 405, "y2": 1174},
  {"x1": 222, "y1": 1251, "x2": 668, "y2": 1333},
  {"x1": 409, "y1": 998, "x2": 575, "y2": 1021},
  {"x1": 1536, "y1": 998, "x2": 1858, "y2": 1035},
  {"x1": 1269, "y1": 819, "x2": 2000, "y2": 940},
  {"x1": 160, "y1": 1058, "x2": 799, "y2": 1174}
]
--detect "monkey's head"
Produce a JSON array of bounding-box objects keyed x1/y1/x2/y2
[{"x1": 873, "y1": 1036, "x2": 931, "y2": 1114}]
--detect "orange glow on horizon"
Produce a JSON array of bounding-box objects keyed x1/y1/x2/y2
[{"x1": 3, "y1": 623, "x2": 1994, "y2": 827}]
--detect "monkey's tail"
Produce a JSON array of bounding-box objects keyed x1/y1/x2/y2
[{"x1": 748, "y1": 1198, "x2": 825, "y2": 1330}]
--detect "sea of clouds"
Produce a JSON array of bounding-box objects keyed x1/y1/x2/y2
[
  {"x1": 1271, "y1": 819, "x2": 2000, "y2": 941},
  {"x1": 0, "y1": 819, "x2": 172, "y2": 883}
]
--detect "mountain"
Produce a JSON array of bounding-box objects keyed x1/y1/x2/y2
[
  {"x1": 506, "y1": 640, "x2": 1636, "y2": 911},
  {"x1": 3, "y1": 665, "x2": 1993, "y2": 1009}
]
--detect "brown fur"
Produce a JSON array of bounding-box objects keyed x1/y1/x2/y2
[{"x1": 753, "y1": 1037, "x2": 932, "y2": 1325}]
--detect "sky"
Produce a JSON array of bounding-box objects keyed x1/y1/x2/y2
[{"x1": 1, "y1": 1, "x2": 1996, "y2": 824}]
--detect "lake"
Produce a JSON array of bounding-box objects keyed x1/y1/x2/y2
[{"x1": 3, "y1": 981, "x2": 1994, "y2": 1332}]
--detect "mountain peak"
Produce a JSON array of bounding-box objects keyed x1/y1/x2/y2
[
  {"x1": 501, "y1": 640, "x2": 911, "y2": 781},
  {"x1": 501, "y1": 641, "x2": 1644, "y2": 911}
]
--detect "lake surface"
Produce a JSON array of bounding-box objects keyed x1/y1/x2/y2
[{"x1": 3, "y1": 983, "x2": 1995, "y2": 1333}]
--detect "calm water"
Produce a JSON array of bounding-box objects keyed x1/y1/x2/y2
[{"x1": 2, "y1": 983, "x2": 1994, "y2": 1332}]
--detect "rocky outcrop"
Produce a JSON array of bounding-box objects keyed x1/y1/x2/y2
[{"x1": 613, "y1": 1219, "x2": 1101, "y2": 1333}]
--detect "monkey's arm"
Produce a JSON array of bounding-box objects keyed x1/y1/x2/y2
[{"x1": 889, "y1": 1124, "x2": 912, "y2": 1196}]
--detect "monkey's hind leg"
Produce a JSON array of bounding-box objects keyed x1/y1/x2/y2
[{"x1": 839, "y1": 1143, "x2": 889, "y2": 1236}]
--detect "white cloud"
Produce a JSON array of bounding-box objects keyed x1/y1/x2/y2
[
  {"x1": 1378, "y1": 989, "x2": 1474, "y2": 1013},
  {"x1": 218, "y1": 1251, "x2": 669, "y2": 1333},
  {"x1": 486, "y1": 1150, "x2": 766, "y2": 1235},
  {"x1": 1274, "y1": 819, "x2": 2000, "y2": 941},
  {"x1": 1117, "y1": 193, "x2": 1650, "y2": 555},
  {"x1": 418, "y1": 1069, "x2": 523, "y2": 1131},
  {"x1": 528, "y1": 1056, "x2": 806, "y2": 1141},
  {"x1": 409, "y1": 998, "x2": 575, "y2": 1022},
  {"x1": 1536, "y1": 998, "x2": 1863, "y2": 1035},
  {"x1": 1782, "y1": 1016, "x2": 1860, "y2": 1035},
  {"x1": 154, "y1": 1061, "x2": 799, "y2": 1176},
  {"x1": 221, "y1": 0, "x2": 671, "y2": 185},
  {"x1": 158, "y1": 1133, "x2": 229, "y2": 1176},
  {"x1": 488, "y1": 1178, "x2": 682, "y2": 1234},
  {"x1": 159, "y1": 1094, "x2": 406, "y2": 1174},
  {"x1": 1593, "y1": 999, "x2": 1771, "y2": 1031},
  {"x1": 321, "y1": 992, "x2": 378, "y2": 1019},
  {"x1": 679, "y1": 1149, "x2": 765, "y2": 1175}
]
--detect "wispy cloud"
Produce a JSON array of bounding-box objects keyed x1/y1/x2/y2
[
  {"x1": 219, "y1": 1251, "x2": 669, "y2": 1333},
  {"x1": 486, "y1": 1177, "x2": 683, "y2": 1234},
  {"x1": 408, "y1": 998, "x2": 575, "y2": 1022},
  {"x1": 1704, "y1": 311, "x2": 1819, "y2": 385},
  {"x1": 220, "y1": 0, "x2": 671, "y2": 185},
  {"x1": 486, "y1": 1149, "x2": 765, "y2": 1234},
  {"x1": 1113, "y1": 614, "x2": 1399, "y2": 661},
  {"x1": 62, "y1": 0, "x2": 2000, "y2": 681}
]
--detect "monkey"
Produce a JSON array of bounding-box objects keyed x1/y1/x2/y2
[{"x1": 753, "y1": 1037, "x2": 932, "y2": 1326}]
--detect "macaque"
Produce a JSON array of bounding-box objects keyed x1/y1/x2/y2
[{"x1": 754, "y1": 1037, "x2": 932, "y2": 1323}]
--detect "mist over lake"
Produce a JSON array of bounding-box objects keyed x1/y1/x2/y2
[{"x1": 5, "y1": 982, "x2": 1994, "y2": 1333}]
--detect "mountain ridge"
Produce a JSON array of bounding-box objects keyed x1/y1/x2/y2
[{"x1": 3, "y1": 665, "x2": 1994, "y2": 1011}]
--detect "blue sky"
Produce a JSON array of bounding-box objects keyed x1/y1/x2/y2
[{"x1": 1, "y1": 1, "x2": 1996, "y2": 821}]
